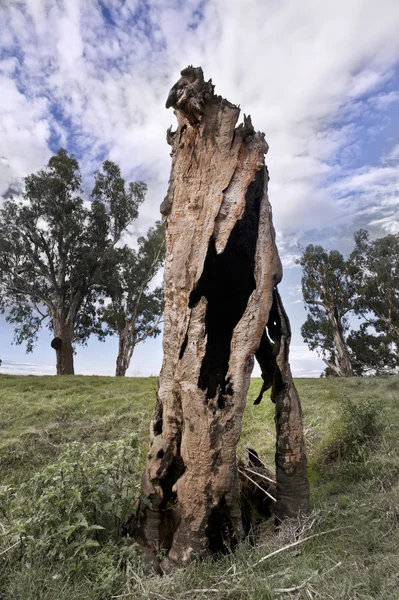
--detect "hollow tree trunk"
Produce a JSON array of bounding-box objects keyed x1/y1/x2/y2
[
  {"x1": 52, "y1": 318, "x2": 74, "y2": 375},
  {"x1": 136, "y1": 66, "x2": 310, "y2": 571}
]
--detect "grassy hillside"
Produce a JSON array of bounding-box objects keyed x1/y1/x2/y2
[{"x1": 0, "y1": 375, "x2": 398, "y2": 599}]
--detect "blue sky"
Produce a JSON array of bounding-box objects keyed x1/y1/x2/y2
[{"x1": 1, "y1": 0, "x2": 399, "y2": 377}]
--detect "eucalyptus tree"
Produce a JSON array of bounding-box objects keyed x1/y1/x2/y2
[
  {"x1": 298, "y1": 245, "x2": 355, "y2": 377},
  {"x1": 100, "y1": 222, "x2": 165, "y2": 376},
  {"x1": 0, "y1": 151, "x2": 146, "y2": 374},
  {"x1": 348, "y1": 229, "x2": 399, "y2": 374}
]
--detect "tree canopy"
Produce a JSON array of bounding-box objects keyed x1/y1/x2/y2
[
  {"x1": 299, "y1": 231, "x2": 399, "y2": 377},
  {"x1": 347, "y1": 230, "x2": 399, "y2": 374}
]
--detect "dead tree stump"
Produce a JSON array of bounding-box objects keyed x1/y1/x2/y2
[{"x1": 136, "y1": 66, "x2": 310, "y2": 571}]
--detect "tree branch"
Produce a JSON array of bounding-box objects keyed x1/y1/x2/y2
[
  {"x1": 37, "y1": 230, "x2": 58, "y2": 290},
  {"x1": 33, "y1": 301, "x2": 49, "y2": 319},
  {"x1": 35, "y1": 312, "x2": 50, "y2": 332},
  {"x1": 6, "y1": 276, "x2": 55, "y2": 313},
  {"x1": 306, "y1": 299, "x2": 324, "y2": 306},
  {"x1": 66, "y1": 289, "x2": 83, "y2": 325},
  {"x1": 134, "y1": 315, "x2": 163, "y2": 345},
  {"x1": 23, "y1": 229, "x2": 55, "y2": 287}
]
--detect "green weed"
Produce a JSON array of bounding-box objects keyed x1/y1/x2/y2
[{"x1": 317, "y1": 395, "x2": 384, "y2": 465}]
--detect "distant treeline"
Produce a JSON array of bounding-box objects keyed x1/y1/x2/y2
[{"x1": 298, "y1": 230, "x2": 399, "y2": 376}]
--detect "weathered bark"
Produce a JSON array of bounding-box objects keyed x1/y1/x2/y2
[
  {"x1": 136, "y1": 66, "x2": 310, "y2": 570},
  {"x1": 115, "y1": 333, "x2": 129, "y2": 377},
  {"x1": 115, "y1": 311, "x2": 163, "y2": 376},
  {"x1": 115, "y1": 330, "x2": 161, "y2": 377},
  {"x1": 253, "y1": 289, "x2": 310, "y2": 520},
  {"x1": 270, "y1": 290, "x2": 310, "y2": 520},
  {"x1": 308, "y1": 296, "x2": 354, "y2": 378},
  {"x1": 329, "y1": 311, "x2": 353, "y2": 377},
  {"x1": 313, "y1": 304, "x2": 354, "y2": 377},
  {"x1": 51, "y1": 319, "x2": 74, "y2": 375},
  {"x1": 115, "y1": 364, "x2": 127, "y2": 377}
]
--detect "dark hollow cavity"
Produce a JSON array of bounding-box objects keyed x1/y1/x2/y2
[
  {"x1": 179, "y1": 332, "x2": 188, "y2": 360},
  {"x1": 158, "y1": 454, "x2": 186, "y2": 552},
  {"x1": 254, "y1": 287, "x2": 288, "y2": 405},
  {"x1": 205, "y1": 496, "x2": 236, "y2": 554},
  {"x1": 189, "y1": 167, "x2": 265, "y2": 403},
  {"x1": 253, "y1": 329, "x2": 275, "y2": 404},
  {"x1": 51, "y1": 337, "x2": 62, "y2": 350},
  {"x1": 153, "y1": 391, "x2": 163, "y2": 436}
]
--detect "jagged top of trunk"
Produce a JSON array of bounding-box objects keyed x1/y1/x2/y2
[
  {"x1": 165, "y1": 65, "x2": 262, "y2": 140},
  {"x1": 161, "y1": 66, "x2": 269, "y2": 220},
  {"x1": 165, "y1": 65, "x2": 237, "y2": 124}
]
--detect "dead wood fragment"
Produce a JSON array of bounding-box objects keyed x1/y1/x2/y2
[{"x1": 254, "y1": 527, "x2": 346, "y2": 567}]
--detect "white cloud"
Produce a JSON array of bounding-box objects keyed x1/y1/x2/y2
[
  {"x1": 327, "y1": 162, "x2": 399, "y2": 234},
  {"x1": 280, "y1": 251, "x2": 301, "y2": 270},
  {"x1": 370, "y1": 90, "x2": 399, "y2": 110},
  {"x1": 368, "y1": 215, "x2": 399, "y2": 234},
  {"x1": 333, "y1": 165, "x2": 398, "y2": 194},
  {"x1": 289, "y1": 344, "x2": 320, "y2": 362},
  {"x1": 0, "y1": 75, "x2": 51, "y2": 198},
  {"x1": 288, "y1": 284, "x2": 302, "y2": 298},
  {"x1": 252, "y1": 343, "x2": 324, "y2": 378},
  {"x1": 0, "y1": 359, "x2": 56, "y2": 376},
  {"x1": 383, "y1": 143, "x2": 399, "y2": 164}
]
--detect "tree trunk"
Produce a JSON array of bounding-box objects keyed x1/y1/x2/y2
[
  {"x1": 136, "y1": 67, "x2": 310, "y2": 571},
  {"x1": 332, "y1": 327, "x2": 353, "y2": 377},
  {"x1": 115, "y1": 327, "x2": 137, "y2": 377},
  {"x1": 272, "y1": 290, "x2": 310, "y2": 520},
  {"x1": 325, "y1": 309, "x2": 353, "y2": 377},
  {"x1": 52, "y1": 317, "x2": 74, "y2": 375},
  {"x1": 115, "y1": 364, "x2": 127, "y2": 377},
  {"x1": 115, "y1": 334, "x2": 128, "y2": 377}
]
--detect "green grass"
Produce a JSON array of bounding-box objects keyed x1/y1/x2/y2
[
  {"x1": 0, "y1": 375, "x2": 156, "y2": 485},
  {"x1": 1, "y1": 375, "x2": 398, "y2": 599}
]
